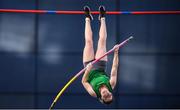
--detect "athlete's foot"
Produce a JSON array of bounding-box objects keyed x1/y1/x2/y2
[
  {"x1": 98, "y1": 5, "x2": 106, "y2": 20},
  {"x1": 84, "y1": 6, "x2": 93, "y2": 20}
]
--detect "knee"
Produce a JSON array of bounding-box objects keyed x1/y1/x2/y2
[
  {"x1": 85, "y1": 31, "x2": 93, "y2": 37},
  {"x1": 85, "y1": 39, "x2": 93, "y2": 46},
  {"x1": 98, "y1": 37, "x2": 106, "y2": 45}
]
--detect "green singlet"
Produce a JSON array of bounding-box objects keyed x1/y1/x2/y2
[{"x1": 87, "y1": 69, "x2": 113, "y2": 98}]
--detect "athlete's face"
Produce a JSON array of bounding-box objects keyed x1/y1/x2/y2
[{"x1": 100, "y1": 87, "x2": 113, "y2": 103}]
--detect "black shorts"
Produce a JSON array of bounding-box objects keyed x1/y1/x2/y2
[{"x1": 83, "y1": 60, "x2": 107, "y2": 72}]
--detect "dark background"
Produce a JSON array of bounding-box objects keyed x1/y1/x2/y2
[{"x1": 0, "y1": 0, "x2": 180, "y2": 109}]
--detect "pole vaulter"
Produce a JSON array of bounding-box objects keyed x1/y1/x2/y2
[{"x1": 49, "y1": 36, "x2": 134, "y2": 110}]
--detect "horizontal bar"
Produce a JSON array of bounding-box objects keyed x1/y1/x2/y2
[{"x1": 0, "y1": 9, "x2": 180, "y2": 15}]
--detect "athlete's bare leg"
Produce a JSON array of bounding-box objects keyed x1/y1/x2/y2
[
  {"x1": 95, "y1": 6, "x2": 107, "y2": 61},
  {"x1": 83, "y1": 6, "x2": 94, "y2": 63}
]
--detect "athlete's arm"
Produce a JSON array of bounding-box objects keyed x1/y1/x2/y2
[
  {"x1": 81, "y1": 63, "x2": 97, "y2": 97},
  {"x1": 110, "y1": 45, "x2": 119, "y2": 89}
]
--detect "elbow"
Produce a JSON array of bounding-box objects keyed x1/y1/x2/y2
[
  {"x1": 110, "y1": 79, "x2": 117, "y2": 89},
  {"x1": 112, "y1": 82, "x2": 116, "y2": 89},
  {"x1": 111, "y1": 82, "x2": 116, "y2": 89},
  {"x1": 81, "y1": 78, "x2": 85, "y2": 84},
  {"x1": 81, "y1": 79, "x2": 87, "y2": 85},
  {"x1": 91, "y1": 92, "x2": 97, "y2": 97},
  {"x1": 81, "y1": 79, "x2": 85, "y2": 85},
  {"x1": 81, "y1": 81, "x2": 86, "y2": 89}
]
